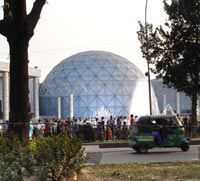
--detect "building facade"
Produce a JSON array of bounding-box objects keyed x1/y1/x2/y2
[
  {"x1": 0, "y1": 62, "x2": 41, "y2": 122},
  {"x1": 152, "y1": 78, "x2": 200, "y2": 116},
  {"x1": 2, "y1": 52, "x2": 198, "y2": 121}
]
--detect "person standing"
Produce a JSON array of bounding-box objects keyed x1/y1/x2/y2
[
  {"x1": 188, "y1": 114, "x2": 193, "y2": 138},
  {"x1": 122, "y1": 121, "x2": 128, "y2": 140},
  {"x1": 130, "y1": 114, "x2": 135, "y2": 125},
  {"x1": 29, "y1": 121, "x2": 34, "y2": 140},
  {"x1": 2, "y1": 120, "x2": 9, "y2": 135},
  {"x1": 109, "y1": 116, "x2": 115, "y2": 140},
  {"x1": 37, "y1": 119, "x2": 44, "y2": 139},
  {"x1": 44, "y1": 119, "x2": 51, "y2": 137}
]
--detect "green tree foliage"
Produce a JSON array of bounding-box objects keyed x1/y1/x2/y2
[
  {"x1": 0, "y1": 0, "x2": 46, "y2": 141},
  {"x1": 137, "y1": 0, "x2": 200, "y2": 126}
]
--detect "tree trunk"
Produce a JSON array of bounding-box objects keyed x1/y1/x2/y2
[
  {"x1": 0, "y1": 0, "x2": 46, "y2": 142},
  {"x1": 8, "y1": 34, "x2": 30, "y2": 141},
  {"x1": 191, "y1": 92, "x2": 198, "y2": 137}
]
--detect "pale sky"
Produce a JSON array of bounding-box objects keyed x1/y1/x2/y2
[{"x1": 0, "y1": 0, "x2": 167, "y2": 82}]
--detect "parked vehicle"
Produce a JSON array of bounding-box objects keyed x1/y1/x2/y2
[{"x1": 129, "y1": 115, "x2": 190, "y2": 153}]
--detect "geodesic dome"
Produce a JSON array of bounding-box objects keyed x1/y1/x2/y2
[{"x1": 39, "y1": 50, "x2": 159, "y2": 119}]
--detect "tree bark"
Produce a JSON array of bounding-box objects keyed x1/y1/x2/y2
[
  {"x1": 8, "y1": 33, "x2": 30, "y2": 141},
  {"x1": 190, "y1": 92, "x2": 198, "y2": 138},
  {"x1": 191, "y1": 93, "x2": 198, "y2": 124}
]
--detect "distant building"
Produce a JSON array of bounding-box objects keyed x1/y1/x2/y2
[
  {"x1": 0, "y1": 62, "x2": 41, "y2": 121},
  {"x1": 3, "y1": 51, "x2": 199, "y2": 121},
  {"x1": 152, "y1": 78, "x2": 200, "y2": 116}
]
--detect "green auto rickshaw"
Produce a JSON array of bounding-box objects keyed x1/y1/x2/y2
[{"x1": 129, "y1": 115, "x2": 190, "y2": 153}]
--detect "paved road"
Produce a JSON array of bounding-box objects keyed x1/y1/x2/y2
[{"x1": 83, "y1": 145, "x2": 200, "y2": 165}]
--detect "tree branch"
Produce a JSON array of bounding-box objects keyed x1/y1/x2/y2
[
  {"x1": 26, "y1": 0, "x2": 46, "y2": 33},
  {"x1": 0, "y1": 20, "x2": 10, "y2": 38}
]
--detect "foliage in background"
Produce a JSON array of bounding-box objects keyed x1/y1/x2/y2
[
  {"x1": 137, "y1": 0, "x2": 200, "y2": 127},
  {"x1": 0, "y1": 134, "x2": 87, "y2": 181}
]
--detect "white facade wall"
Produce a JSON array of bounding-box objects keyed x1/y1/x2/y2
[
  {"x1": 0, "y1": 62, "x2": 41, "y2": 121},
  {"x1": 152, "y1": 78, "x2": 199, "y2": 116}
]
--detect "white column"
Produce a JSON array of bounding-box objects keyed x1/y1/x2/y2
[
  {"x1": 3, "y1": 71, "x2": 9, "y2": 121},
  {"x1": 33, "y1": 77, "x2": 39, "y2": 118},
  {"x1": 70, "y1": 93, "x2": 74, "y2": 119},
  {"x1": 163, "y1": 86, "x2": 167, "y2": 111},
  {"x1": 176, "y1": 91, "x2": 180, "y2": 115},
  {"x1": 57, "y1": 96, "x2": 61, "y2": 119}
]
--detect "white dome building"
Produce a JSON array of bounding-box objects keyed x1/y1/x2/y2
[{"x1": 39, "y1": 51, "x2": 159, "y2": 118}]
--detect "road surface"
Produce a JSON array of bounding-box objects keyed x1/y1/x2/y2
[{"x1": 83, "y1": 145, "x2": 200, "y2": 165}]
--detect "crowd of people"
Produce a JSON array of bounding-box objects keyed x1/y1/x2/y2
[
  {"x1": 0, "y1": 113, "x2": 199, "y2": 140},
  {"x1": 180, "y1": 114, "x2": 199, "y2": 138},
  {"x1": 28, "y1": 114, "x2": 138, "y2": 141}
]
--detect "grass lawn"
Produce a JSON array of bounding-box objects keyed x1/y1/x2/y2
[{"x1": 72, "y1": 162, "x2": 200, "y2": 181}]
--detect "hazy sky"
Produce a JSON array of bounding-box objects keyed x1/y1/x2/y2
[{"x1": 0, "y1": 0, "x2": 167, "y2": 82}]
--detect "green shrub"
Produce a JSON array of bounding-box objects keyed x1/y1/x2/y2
[
  {"x1": 0, "y1": 134, "x2": 87, "y2": 181},
  {"x1": 31, "y1": 133, "x2": 87, "y2": 180},
  {"x1": 0, "y1": 136, "x2": 34, "y2": 181},
  {"x1": 79, "y1": 123, "x2": 96, "y2": 142}
]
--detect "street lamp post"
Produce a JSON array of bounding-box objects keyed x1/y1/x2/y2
[{"x1": 145, "y1": 0, "x2": 152, "y2": 115}]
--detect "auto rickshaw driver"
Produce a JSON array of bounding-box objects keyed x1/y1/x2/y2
[{"x1": 152, "y1": 120, "x2": 162, "y2": 144}]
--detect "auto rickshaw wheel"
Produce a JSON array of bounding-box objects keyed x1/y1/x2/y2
[
  {"x1": 135, "y1": 147, "x2": 148, "y2": 153},
  {"x1": 180, "y1": 143, "x2": 189, "y2": 152}
]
